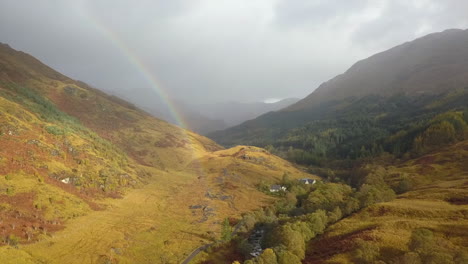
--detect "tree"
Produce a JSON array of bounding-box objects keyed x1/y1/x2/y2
[
  {"x1": 257, "y1": 248, "x2": 278, "y2": 264},
  {"x1": 221, "y1": 218, "x2": 232, "y2": 241},
  {"x1": 238, "y1": 239, "x2": 254, "y2": 257},
  {"x1": 327, "y1": 207, "x2": 342, "y2": 223},
  {"x1": 303, "y1": 183, "x2": 353, "y2": 212},
  {"x1": 354, "y1": 238, "x2": 380, "y2": 264},
  {"x1": 281, "y1": 173, "x2": 291, "y2": 187},
  {"x1": 290, "y1": 221, "x2": 313, "y2": 241},
  {"x1": 422, "y1": 121, "x2": 456, "y2": 148},
  {"x1": 240, "y1": 213, "x2": 256, "y2": 232},
  {"x1": 276, "y1": 249, "x2": 301, "y2": 264},
  {"x1": 412, "y1": 135, "x2": 424, "y2": 155},
  {"x1": 278, "y1": 226, "x2": 305, "y2": 259},
  {"x1": 356, "y1": 184, "x2": 395, "y2": 208},
  {"x1": 306, "y1": 210, "x2": 328, "y2": 235},
  {"x1": 343, "y1": 197, "x2": 360, "y2": 215}
]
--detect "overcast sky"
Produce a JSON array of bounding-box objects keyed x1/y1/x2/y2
[{"x1": 1, "y1": 0, "x2": 467, "y2": 106}]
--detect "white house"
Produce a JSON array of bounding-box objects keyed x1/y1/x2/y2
[
  {"x1": 299, "y1": 178, "x2": 316, "y2": 185},
  {"x1": 61, "y1": 178, "x2": 71, "y2": 184},
  {"x1": 270, "y1": 185, "x2": 287, "y2": 192}
]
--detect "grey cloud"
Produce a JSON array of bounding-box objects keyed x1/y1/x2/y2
[
  {"x1": 273, "y1": 0, "x2": 370, "y2": 29},
  {"x1": 351, "y1": 0, "x2": 468, "y2": 50},
  {"x1": 0, "y1": 0, "x2": 466, "y2": 110}
]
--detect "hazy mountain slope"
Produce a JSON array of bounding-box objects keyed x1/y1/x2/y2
[
  {"x1": 143, "y1": 101, "x2": 228, "y2": 135},
  {"x1": 197, "y1": 98, "x2": 300, "y2": 128},
  {"x1": 0, "y1": 43, "x2": 317, "y2": 263},
  {"x1": 208, "y1": 29, "x2": 468, "y2": 164},
  {"x1": 144, "y1": 98, "x2": 300, "y2": 135},
  {"x1": 289, "y1": 28, "x2": 468, "y2": 111}
]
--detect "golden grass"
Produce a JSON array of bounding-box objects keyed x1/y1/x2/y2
[{"x1": 14, "y1": 146, "x2": 315, "y2": 264}]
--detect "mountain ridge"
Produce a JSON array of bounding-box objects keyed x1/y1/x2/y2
[
  {"x1": 286, "y1": 28, "x2": 468, "y2": 111},
  {"x1": 209, "y1": 29, "x2": 468, "y2": 157}
]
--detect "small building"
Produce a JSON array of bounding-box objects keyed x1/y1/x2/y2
[
  {"x1": 299, "y1": 178, "x2": 316, "y2": 185},
  {"x1": 270, "y1": 185, "x2": 287, "y2": 192},
  {"x1": 61, "y1": 178, "x2": 71, "y2": 184}
]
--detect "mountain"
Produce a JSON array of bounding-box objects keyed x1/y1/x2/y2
[
  {"x1": 195, "y1": 98, "x2": 300, "y2": 128},
  {"x1": 208, "y1": 29, "x2": 468, "y2": 165},
  {"x1": 0, "y1": 42, "x2": 317, "y2": 263},
  {"x1": 144, "y1": 98, "x2": 301, "y2": 135},
  {"x1": 289, "y1": 28, "x2": 468, "y2": 111}
]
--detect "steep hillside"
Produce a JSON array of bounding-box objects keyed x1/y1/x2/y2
[
  {"x1": 208, "y1": 29, "x2": 468, "y2": 166},
  {"x1": 0, "y1": 43, "x2": 317, "y2": 263},
  {"x1": 290, "y1": 28, "x2": 468, "y2": 111}
]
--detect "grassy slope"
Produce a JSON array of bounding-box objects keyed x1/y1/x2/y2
[
  {"x1": 303, "y1": 140, "x2": 468, "y2": 263},
  {"x1": 0, "y1": 43, "x2": 318, "y2": 263}
]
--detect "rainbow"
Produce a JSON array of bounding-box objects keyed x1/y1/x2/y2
[
  {"x1": 79, "y1": 8, "x2": 210, "y2": 172},
  {"x1": 80, "y1": 8, "x2": 188, "y2": 129}
]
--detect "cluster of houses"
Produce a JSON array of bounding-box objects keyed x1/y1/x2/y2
[{"x1": 269, "y1": 178, "x2": 317, "y2": 192}]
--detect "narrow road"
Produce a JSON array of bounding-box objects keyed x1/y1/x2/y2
[{"x1": 180, "y1": 221, "x2": 244, "y2": 264}]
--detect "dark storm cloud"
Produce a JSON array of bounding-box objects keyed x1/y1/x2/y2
[{"x1": 0, "y1": 0, "x2": 467, "y2": 108}]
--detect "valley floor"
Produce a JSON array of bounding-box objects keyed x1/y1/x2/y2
[{"x1": 0, "y1": 146, "x2": 313, "y2": 264}]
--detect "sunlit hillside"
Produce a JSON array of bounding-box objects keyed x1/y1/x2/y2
[
  {"x1": 304, "y1": 140, "x2": 468, "y2": 264},
  {"x1": 0, "y1": 43, "x2": 317, "y2": 263}
]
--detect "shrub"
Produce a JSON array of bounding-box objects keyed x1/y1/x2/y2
[
  {"x1": 45, "y1": 126, "x2": 64, "y2": 135},
  {"x1": 7, "y1": 234, "x2": 19, "y2": 246},
  {"x1": 399, "y1": 252, "x2": 422, "y2": 264},
  {"x1": 396, "y1": 177, "x2": 413, "y2": 194},
  {"x1": 408, "y1": 228, "x2": 434, "y2": 254}
]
